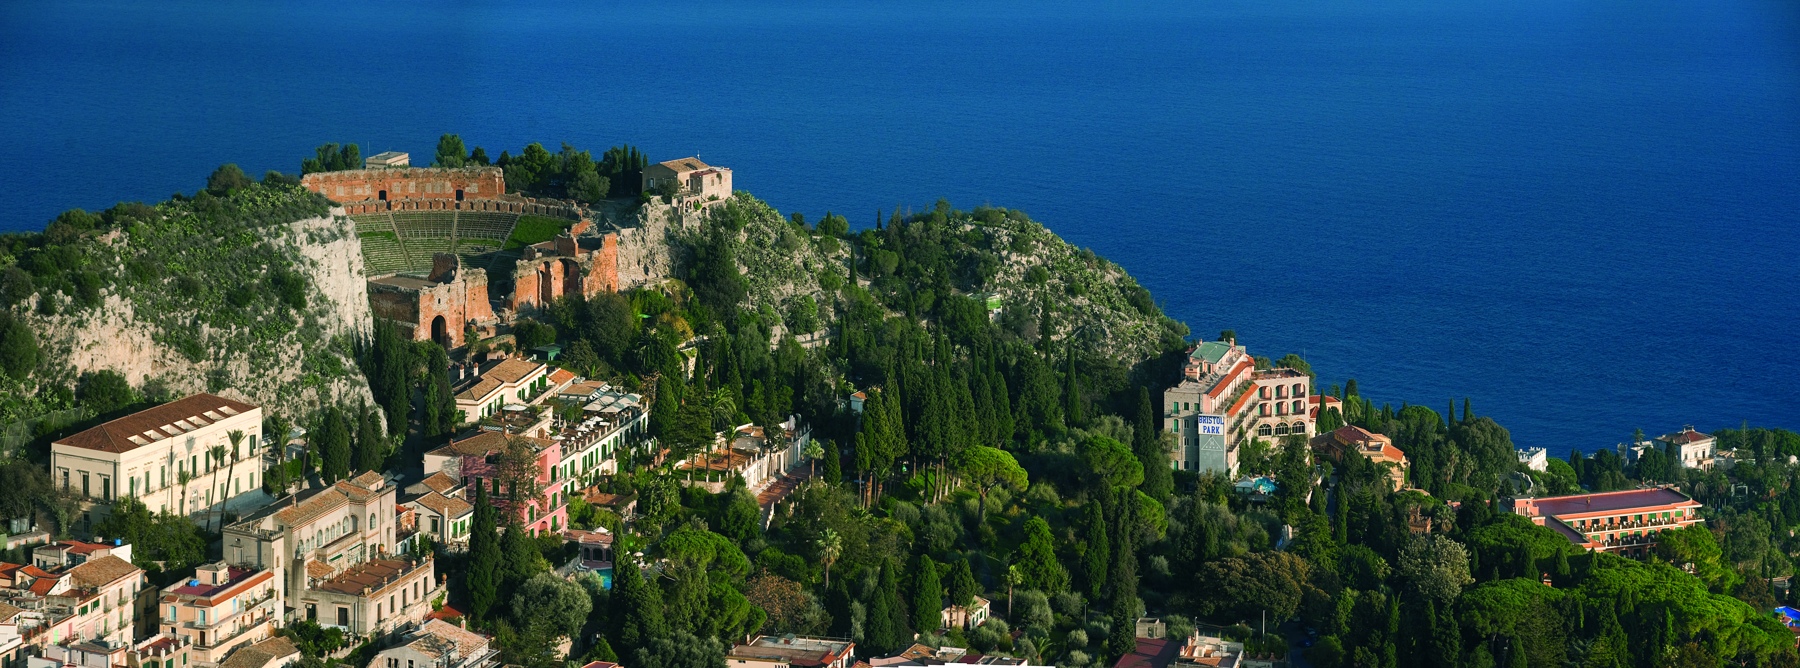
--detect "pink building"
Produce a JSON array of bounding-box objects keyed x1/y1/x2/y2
[
  {"x1": 425, "y1": 432, "x2": 566, "y2": 535},
  {"x1": 1510, "y1": 487, "x2": 1704, "y2": 558},
  {"x1": 1164, "y1": 339, "x2": 1318, "y2": 475}
]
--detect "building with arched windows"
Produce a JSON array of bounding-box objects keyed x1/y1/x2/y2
[{"x1": 1163, "y1": 339, "x2": 1319, "y2": 476}]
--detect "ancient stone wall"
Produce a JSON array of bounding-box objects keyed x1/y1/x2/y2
[
  {"x1": 368, "y1": 254, "x2": 495, "y2": 348},
  {"x1": 507, "y1": 233, "x2": 620, "y2": 313},
  {"x1": 302, "y1": 167, "x2": 504, "y2": 205}
]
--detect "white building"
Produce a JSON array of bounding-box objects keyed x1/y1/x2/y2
[
  {"x1": 1517, "y1": 447, "x2": 1549, "y2": 472},
  {"x1": 1657, "y1": 426, "x2": 1717, "y2": 470},
  {"x1": 51, "y1": 394, "x2": 265, "y2": 524}
]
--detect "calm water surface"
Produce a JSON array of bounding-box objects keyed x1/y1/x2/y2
[{"x1": 2, "y1": 0, "x2": 1797, "y2": 454}]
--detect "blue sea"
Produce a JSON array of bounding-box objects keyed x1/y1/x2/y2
[{"x1": 2, "y1": 0, "x2": 1797, "y2": 455}]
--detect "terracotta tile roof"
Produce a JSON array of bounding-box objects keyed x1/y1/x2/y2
[
  {"x1": 26, "y1": 577, "x2": 58, "y2": 596},
  {"x1": 410, "y1": 620, "x2": 489, "y2": 660},
  {"x1": 483, "y1": 358, "x2": 544, "y2": 385},
  {"x1": 67, "y1": 556, "x2": 139, "y2": 588},
  {"x1": 1113, "y1": 637, "x2": 1179, "y2": 668},
  {"x1": 0, "y1": 602, "x2": 22, "y2": 622},
  {"x1": 455, "y1": 378, "x2": 503, "y2": 402},
  {"x1": 275, "y1": 488, "x2": 350, "y2": 527},
  {"x1": 53, "y1": 393, "x2": 258, "y2": 454},
  {"x1": 653, "y1": 157, "x2": 712, "y2": 173},
  {"x1": 349, "y1": 471, "x2": 386, "y2": 490},
  {"x1": 430, "y1": 431, "x2": 551, "y2": 458},
  {"x1": 218, "y1": 636, "x2": 300, "y2": 668},
  {"x1": 420, "y1": 472, "x2": 460, "y2": 495},
  {"x1": 20, "y1": 565, "x2": 55, "y2": 580},
  {"x1": 1660, "y1": 428, "x2": 1713, "y2": 445},
  {"x1": 548, "y1": 368, "x2": 576, "y2": 386},
  {"x1": 412, "y1": 492, "x2": 473, "y2": 519},
  {"x1": 314, "y1": 558, "x2": 428, "y2": 595}
]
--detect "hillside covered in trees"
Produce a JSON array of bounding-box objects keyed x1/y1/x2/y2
[{"x1": 3, "y1": 150, "x2": 1799, "y2": 668}]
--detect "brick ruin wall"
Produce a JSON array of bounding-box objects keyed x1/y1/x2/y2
[
  {"x1": 510, "y1": 234, "x2": 619, "y2": 313},
  {"x1": 368, "y1": 254, "x2": 496, "y2": 348},
  {"x1": 303, "y1": 167, "x2": 505, "y2": 204}
]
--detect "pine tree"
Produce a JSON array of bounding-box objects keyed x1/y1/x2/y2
[
  {"x1": 468, "y1": 484, "x2": 501, "y2": 623},
  {"x1": 1083, "y1": 503, "x2": 1110, "y2": 600},
  {"x1": 909, "y1": 554, "x2": 942, "y2": 633}
]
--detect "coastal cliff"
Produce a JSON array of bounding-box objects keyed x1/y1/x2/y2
[{"x1": 0, "y1": 183, "x2": 375, "y2": 450}]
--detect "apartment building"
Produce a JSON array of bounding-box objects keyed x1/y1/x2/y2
[
  {"x1": 157, "y1": 562, "x2": 280, "y2": 665},
  {"x1": 221, "y1": 472, "x2": 397, "y2": 623},
  {"x1": 401, "y1": 490, "x2": 472, "y2": 550},
  {"x1": 30, "y1": 634, "x2": 194, "y2": 668},
  {"x1": 366, "y1": 620, "x2": 498, "y2": 668},
  {"x1": 297, "y1": 557, "x2": 435, "y2": 637},
  {"x1": 1510, "y1": 487, "x2": 1704, "y2": 558},
  {"x1": 424, "y1": 432, "x2": 565, "y2": 535},
  {"x1": 50, "y1": 394, "x2": 265, "y2": 523},
  {"x1": 1163, "y1": 340, "x2": 1315, "y2": 476},
  {"x1": 453, "y1": 358, "x2": 550, "y2": 425},
  {"x1": 551, "y1": 384, "x2": 648, "y2": 483},
  {"x1": 0, "y1": 552, "x2": 145, "y2": 650}
]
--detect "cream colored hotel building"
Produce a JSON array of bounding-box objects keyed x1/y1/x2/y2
[{"x1": 50, "y1": 393, "x2": 266, "y2": 521}]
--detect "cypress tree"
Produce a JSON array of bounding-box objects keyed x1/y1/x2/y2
[
  {"x1": 1063, "y1": 346, "x2": 1083, "y2": 428},
  {"x1": 987, "y1": 367, "x2": 1014, "y2": 447},
  {"x1": 615, "y1": 557, "x2": 666, "y2": 656},
  {"x1": 909, "y1": 554, "x2": 942, "y2": 633},
  {"x1": 468, "y1": 484, "x2": 501, "y2": 622},
  {"x1": 1107, "y1": 593, "x2": 1136, "y2": 660},
  {"x1": 1083, "y1": 503, "x2": 1110, "y2": 600},
  {"x1": 1461, "y1": 398, "x2": 1472, "y2": 425},
  {"x1": 320, "y1": 406, "x2": 351, "y2": 483},
  {"x1": 501, "y1": 519, "x2": 540, "y2": 589},
  {"x1": 948, "y1": 558, "x2": 978, "y2": 608},
  {"x1": 1132, "y1": 388, "x2": 1173, "y2": 504},
  {"x1": 868, "y1": 560, "x2": 907, "y2": 653},
  {"x1": 355, "y1": 402, "x2": 385, "y2": 474},
  {"x1": 822, "y1": 439, "x2": 842, "y2": 484}
]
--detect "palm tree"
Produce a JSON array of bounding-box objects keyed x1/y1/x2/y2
[
  {"x1": 804, "y1": 440, "x2": 824, "y2": 478},
  {"x1": 207, "y1": 444, "x2": 229, "y2": 532},
  {"x1": 221, "y1": 430, "x2": 245, "y2": 528},
  {"x1": 817, "y1": 528, "x2": 842, "y2": 589},
  {"x1": 177, "y1": 470, "x2": 193, "y2": 521},
  {"x1": 1005, "y1": 563, "x2": 1024, "y2": 618}
]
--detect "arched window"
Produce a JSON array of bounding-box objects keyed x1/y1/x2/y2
[
  {"x1": 1275, "y1": 385, "x2": 1286, "y2": 399},
  {"x1": 1292, "y1": 400, "x2": 1304, "y2": 413},
  {"x1": 1259, "y1": 387, "x2": 1270, "y2": 399},
  {"x1": 1292, "y1": 383, "x2": 1304, "y2": 396},
  {"x1": 1276, "y1": 403, "x2": 1287, "y2": 416},
  {"x1": 1292, "y1": 422, "x2": 1307, "y2": 435},
  {"x1": 1257, "y1": 424, "x2": 1272, "y2": 436},
  {"x1": 1274, "y1": 424, "x2": 1290, "y2": 436},
  {"x1": 1259, "y1": 404, "x2": 1270, "y2": 417}
]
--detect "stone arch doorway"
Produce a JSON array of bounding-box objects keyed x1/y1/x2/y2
[{"x1": 431, "y1": 316, "x2": 449, "y2": 347}]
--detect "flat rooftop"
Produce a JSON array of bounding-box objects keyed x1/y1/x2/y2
[{"x1": 1526, "y1": 487, "x2": 1697, "y2": 517}]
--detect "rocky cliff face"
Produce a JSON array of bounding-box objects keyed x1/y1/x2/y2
[{"x1": 19, "y1": 206, "x2": 374, "y2": 424}]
